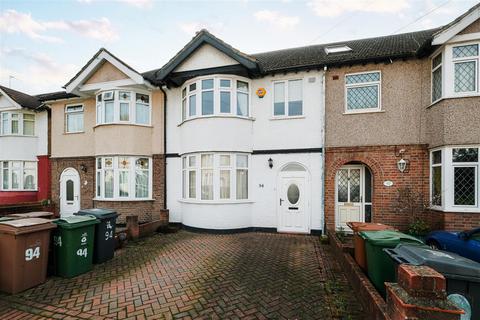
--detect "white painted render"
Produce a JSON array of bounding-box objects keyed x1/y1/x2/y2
[{"x1": 174, "y1": 44, "x2": 240, "y2": 73}]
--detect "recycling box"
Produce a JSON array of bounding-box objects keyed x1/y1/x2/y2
[
  {"x1": 75, "y1": 208, "x2": 118, "y2": 264},
  {"x1": 52, "y1": 215, "x2": 99, "y2": 278},
  {"x1": 0, "y1": 218, "x2": 56, "y2": 294}
]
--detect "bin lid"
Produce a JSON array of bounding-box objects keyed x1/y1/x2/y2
[
  {"x1": 389, "y1": 244, "x2": 480, "y2": 282},
  {"x1": 346, "y1": 222, "x2": 397, "y2": 232},
  {"x1": 54, "y1": 215, "x2": 99, "y2": 229},
  {"x1": 359, "y1": 230, "x2": 424, "y2": 246},
  {"x1": 8, "y1": 211, "x2": 54, "y2": 218},
  {"x1": 76, "y1": 208, "x2": 118, "y2": 219},
  {"x1": 0, "y1": 218, "x2": 56, "y2": 235}
]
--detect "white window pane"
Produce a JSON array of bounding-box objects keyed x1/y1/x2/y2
[
  {"x1": 182, "y1": 157, "x2": 187, "y2": 169},
  {"x1": 96, "y1": 104, "x2": 102, "y2": 123},
  {"x1": 135, "y1": 170, "x2": 149, "y2": 198},
  {"x1": 23, "y1": 168, "x2": 36, "y2": 190},
  {"x1": 120, "y1": 103, "x2": 129, "y2": 121},
  {"x1": 11, "y1": 115, "x2": 18, "y2": 134},
  {"x1": 119, "y1": 171, "x2": 129, "y2": 197},
  {"x1": 237, "y1": 81, "x2": 248, "y2": 91},
  {"x1": 432, "y1": 67, "x2": 442, "y2": 102},
  {"x1": 220, "y1": 170, "x2": 230, "y2": 199},
  {"x1": 189, "y1": 94, "x2": 196, "y2": 116},
  {"x1": 182, "y1": 170, "x2": 186, "y2": 198},
  {"x1": 189, "y1": 156, "x2": 196, "y2": 167},
  {"x1": 237, "y1": 92, "x2": 248, "y2": 116},
  {"x1": 182, "y1": 99, "x2": 187, "y2": 120},
  {"x1": 454, "y1": 61, "x2": 476, "y2": 93},
  {"x1": 189, "y1": 171, "x2": 196, "y2": 198},
  {"x1": 136, "y1": 103, "x2": 150, "y2": 124},
  {"x1": 23, "y1": 119, "x2": 34, "y2": 135},
  {"x1": 119, "y1": 91, "x2": 131, "y2": 100},
  {"x1": 236, "y1": 154, "x2": 248, "y2": 167},
  {"x1": 1, "y1": 114, "x2": 9, "y2": 134},
  {"x1": 220, "y1": 79, "x2": 231, "y2": 88},
  {"x1": 454, "y1": 167, "x2": 476, "y2": 206},
  {"x1": 136, "y1": 158, "x2": 149, "y2": 169},
  {"x1": 220, "y1": 92, "x2": 231, "y2": 113},
  {"x1": 220, "y1": 155, "x2": 230, "y2": 166},
  {"x1": 201, "y1": 169, "x2": 213, "y2": 200},
  {"x1": 12, "y1": 168, "x2": 20, "y2": 189},
  {"x1": 288, "y1": 80, "x2": 303, "y2": 116},
  {"x1": 346, "y1": 85, "x2": 379, "y2": 110},
  {"x1": 202, "y1": 91, "x2": 214, "y2": 115},
  {"x1": 236, "y1": 169, "x2": 248, "y2": 199},
  {"x1": 104, "y1": 170, "x2": 114, "y2": 198},
  {"x1": 202, "y1": 79, "x2": 214, "y2": 90},
  {"x1": 136, "y1": 93, "x2": 149, "y2": 104},
  {"x1": 105, "y1": 101, "x2": 114, "y2": 123},
  {"x1": 2, "y1": 162, "x2": 9, "y2": 189},
  {"x1": 274, "y1": 82, "x2": 285, "y2": 116},
  {"x1": 201, "y1": 154, "x2": 213, "y2": 167},
  {"x1": 432, "y1": 166, "x2": 442, "y2": 206},
  {"x1": 67, "y1": 113, "x2": 84, "y2": 132},
  {"x1": 96, "y1": 171, "x2": 101, "y2": 197}
]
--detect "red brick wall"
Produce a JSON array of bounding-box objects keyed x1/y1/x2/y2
[
  {"x1": 325, "y1": 144, "x2": 430, "y2": 231},
  {"x1": 51, "y1": 154, "x2": 165, "y2": 224},
  {"x1": 425, "y1": 210, "x2": 480, "y2": 231}
]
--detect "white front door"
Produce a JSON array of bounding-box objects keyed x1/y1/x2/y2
[
  {"x1": 336, "y1": 166, "x2": 364, "y2": 231},
  {"x1": 60, "y1": 168, "x2": 80, "y2": 217},
  {"x1": 278, "y1": 173, "x2": 309, "y2": 233}
]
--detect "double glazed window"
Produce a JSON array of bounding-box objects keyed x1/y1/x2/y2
[
  {"x1": 181, "y1": 76, "x2": 250, "y2": 122},
  {"x1": 345, "y1": 71, "x2": 381, "y2": 112},
  {"x1": 0, "y1": 112, "x2": 35, "y2": 136},
  {"x1": 182, "y1": 153, "x2": 249, "y2": 201},
  {"x1": 273, "y1": 79, "x2": 303, "y2": 117},
  {"x1": 1, "y1": 161, "x2": 37, "y2": 191},
  {"x1": 96, "y1": 156, "x2": 152, "y2": 200},
  {"x1": 452, "y1": 44, "x2": 478, "y2": 93},
  {"x1": 430, "y1": 147, "x2": 480, "y2": 210},
  {"x1": 96, "y1": 90, "x2": 151, "y2": 125},
  {"x1": 431, "y1": 54, "x2": 443, "y2": 102},
  {"x1": 65, "y1": 104, "x2": 84, "y2": 133}
]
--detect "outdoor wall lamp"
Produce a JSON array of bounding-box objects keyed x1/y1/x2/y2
[
  {"x1": 397, "y1": 158, "x2": 408, "y2": 173},
  {"x1": 268, "y1": 158, "x2": 273, "y2": 169},
  {"x1": 80, "y1": 164, "x2": 87, "y2": 173}
]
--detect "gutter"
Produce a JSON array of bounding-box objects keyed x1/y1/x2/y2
[
  {"x1": 159, "y1": 85, "x2": 168, "y2": 210},
  {"x1": 322, "y1": 65, "x2": 327, "y2": 235}
]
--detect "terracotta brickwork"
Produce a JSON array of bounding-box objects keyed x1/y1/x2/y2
[
  {"x1": 325, "y1": 144, "x2": 430, "y2": 231},
  {"x1": 51, "y1": 155, "x2": 165, "y2": 223},
  {"x1": 425, "y1": 210, "x2": 480, "y2": 231}
]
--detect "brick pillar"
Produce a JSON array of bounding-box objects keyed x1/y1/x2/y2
[
  {"x1": 126, "y1": 215, "x2": 139, "y2": 240},
  {"x1": 386, "y1": 265, "x2": 463, "y2": 320}
]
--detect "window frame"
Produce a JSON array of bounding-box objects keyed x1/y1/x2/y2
[
  {"x1": 95, "y1": 156, "x2": 152, "y2": 201},
  {"x1": 430, "y1": 149, "x2": 443, "y2": 208},
  {"x1": 0, "y1": 160, "x2": 37, "y2": 191},
  {"x1": 0, "y1": 111, "x2": 36, "y2": 136},
  {"x1": 431, "y1": 52, "x2": 443, "y2": 103},
  {"x1": 344, "y1": 70, "x2": 382, "y2": 114},
  {"x1": 65, "y1": 103, "x2": 84, "y2": 134},
  {"x1": 95, "y1": 89, "x2": 151, "y2": 126},
  {"x1": 180, "y1": 75, "x2": 251, "y2": 123},
  {"x1": 272, "y1": 78, "x2": 304, "y2": 118}
]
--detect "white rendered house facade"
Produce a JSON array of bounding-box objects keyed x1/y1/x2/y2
[{"x1": 154, "y1": 31, "x2": 325, "y2": 233}]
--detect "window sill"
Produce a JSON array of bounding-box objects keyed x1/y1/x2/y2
[
  {"x1": 64, "y1": 131, "x2": 85, "y2": 135},
  {"x1": 0, "y1": 189, "x2": 38, "y2": 192},
  {"x1": 427, "y1": 93, "x2": 480, "y2": 108},
  {"x1": 0, "y1": 135, "x2": 38, "y2": 138},
  {"x1": 270, "y1": 115, "x2": 305, "y2": 120},
  {"x1": 430, "y1": 206, "x2": 480, "y2": 213},
  {"x1": 94, "y1": 123, "x2": 152, "y2": 129},
  {"x1": 93, "y1": 198, "x2": 155, "y2": 202},
  {"x1": 179, "y1": 199, "x2": 253, "y2": 205},
  {"x1": 343, "y1": 109, "x2": 384, "y2": 115},
  {"x1": 178, "y1": 115, "x2": 255, "y2": 127}
]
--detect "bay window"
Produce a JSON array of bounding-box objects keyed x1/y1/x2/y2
[
  {"x1": 452, "y1": 44, "x2": 478, "y2": 93},
  {"x1": 431, "y1": 53, "x2": 442, "y2": 102},
  {"x1": 0, "y1": 112, "x2": 35, "y2": 136},
  {"x1": 96, "y1": 90, "x2": 151, "y2": 125},
  {"x1": 430, "y1": 146, "x2": 480, "y2": 211},
  {"x1": 96, "y1": 156, "x2": 152, "y2": 200},
  {"x1": 181, "y1": 76, "x2": 250, "y2": 122},
  {"x1": 273, "y1": 79, "x2": 303, "y2": 117},
  {"x1": 345, "y1": 71, "x2": 381, "y2": 112},
  {"x1": 0, "y1": 161, "x2": 37, "y2": 191},
  {"x1": 182, "y1": 153, "x2": 249, "y2": 201},
  {"x1": 65, "y1": 104, "x2": 84, "y2": 133}
]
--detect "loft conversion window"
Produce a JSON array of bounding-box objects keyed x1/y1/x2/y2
[
  {"x1": 0, "y1": 112, "x2": 35, "y2": 136},
  {"x1": 96, "y1": 90, "x2": 151, "y2": 126},
  {"x1": 345, "y1": 71, "x2": 381, "y2": 113},
  {"x1": 181, "y1": 76, "x2": 250, "y2": 122},
  {"x1": 324, "y1": 45, "x2": 352, "y2": 55}
]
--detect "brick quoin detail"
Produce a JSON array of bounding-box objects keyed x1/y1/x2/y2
[{"x1": 325, "y1": 144, "x2": 430, "y2": 231}]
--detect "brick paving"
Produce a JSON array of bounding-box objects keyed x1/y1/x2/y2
[{"x1": 0, "y1": 231, "x2": 364, "y2": 319}]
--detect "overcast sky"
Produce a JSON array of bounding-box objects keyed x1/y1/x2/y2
[{"x1": 0, "y1": 0, "x2": 478, "y2": 94}]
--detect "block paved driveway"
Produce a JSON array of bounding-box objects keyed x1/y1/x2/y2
[{"x1": 0, "y1": 230, "x2": 364, "y2": 319}]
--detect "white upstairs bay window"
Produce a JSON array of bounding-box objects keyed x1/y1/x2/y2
[
  {"x1": 452, "y1": 44, "x2": 478, "y2": 94},
  {"x1": 181, "y1": 76, "x2": 250, "y2": 122},
  {"x1": 65, "y1": 104, "x2": 84, "y2": 133},
  {"x1": 431, "y1": 53, "x2": 443, "y2": 103},
  {"x1": 0, "y1": 161, "x2": 37, "y2": 191},
  {"x1": 96, "y1": 156, "x2": 152, "y2": 200},
  {"x1": 273, "y1": 79, "x2": 303, "y2": 117},
  {"x1": 0, "y1": 112, "x2": 35, "y2": 136},
  {"x1": 345, "y1": 71, "x2": 381, "y2": 113},
  {"x1": 182, "y1": 153, "x2": 249, "y2": 201},
  {"x1": 430, "y1": 146, "x2": 480, "y2": 212},
  {"x1": 96, "y1": 90, "x2": 151, "y2": 125}
]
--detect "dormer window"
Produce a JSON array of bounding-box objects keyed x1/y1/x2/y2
[
  {"x1": 325, "y1": 45, "x2": 352, "y2": 55},
  {"x1": 96, "y1": 90, "x2": 151, "y2": 126},
  {"x1": 181, "y1": 75, "x2": 250, "y2": 122}
]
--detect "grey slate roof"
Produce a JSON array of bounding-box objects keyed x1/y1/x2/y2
[
  {"x1": 36, "y1": 91, "x2": 79, "y2": 102},
  {"x1": 0, "y1": 85, "x2": 42, "y2": 110}
]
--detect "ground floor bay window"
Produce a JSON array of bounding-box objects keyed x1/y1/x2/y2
[
  {"x1": 95, "y1": 156, "x2": 152, "y2": 200},
  {"x1": 430, "y1": 146, "x2": 480, "y2": 211},
  {"x1": 182, "y1": 153, "x2": 249, "y2": 202},
  {"x1": 0, "y1": 161, "x2": 37, "y2": 191}
]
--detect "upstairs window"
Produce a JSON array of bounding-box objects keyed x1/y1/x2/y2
[
  {"x1": 273, "y1": 79, "x2": 303, "y2": 117},
  {"x1": 181, "y1": 76, "x2": 250, "y2": 122},
  {"x1": 431, "y1": 53, "x2": 443, "y2": 102},
  {"x1": 345, "y1": 71, "x2": 381, "y2": 113},
  {"x1": 0, "y1": 112, "x2": 35, "y2": 136},
  {"x1": 96, "y1": 90, "x2": 151, "y2": 126},
  {"x1": 65, "y1": 104, "x2": 84, "y2": 133},
  {"x1": 452, "y1": 44, "x2": 478, "y2": 94}
]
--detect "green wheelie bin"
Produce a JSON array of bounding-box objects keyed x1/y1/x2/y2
[
  {"x1": 75, "y1": 208, "x2": 118, "y2": 264},
  {"x1": 359, "y1": 230, "x2": 425, "y2": 297},
  {"x1": 52, "y1": 215, "x2": 99, "y2": 278}
]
